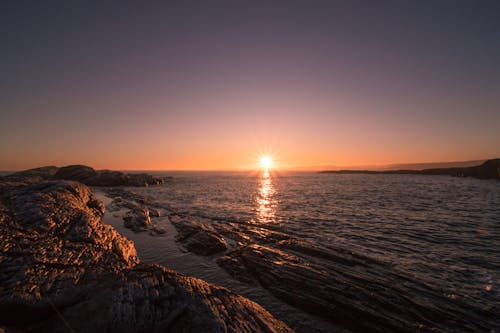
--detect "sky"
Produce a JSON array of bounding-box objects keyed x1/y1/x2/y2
[{"x1": 1, "y1": 1, "x2": 500, "y2": 170}]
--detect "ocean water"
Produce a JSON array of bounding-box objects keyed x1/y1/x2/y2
[{"x1": 104, "y1": 171, "x2": 500, "y2": 332}]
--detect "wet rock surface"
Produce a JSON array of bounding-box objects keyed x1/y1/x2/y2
[
  {"x1": 123, "y1": 206, "x2": 151, "y2": 231},
  {"x1": 171, "y1": 217, "x2": 228, "y2": 256},
  {"x1": 165, "y1": 215, "x2": 499, "y2": 333},
  {"x1": 72, "y1": 177, "x2": 499, "y2": 333},
  {"x1": 103, "y1": 187, "x2": 167, "y2": 234},
  {"x1": 0, "y1": 179, "x2": 292, "y2": 332},
  {"x1": 4, "y1": 165, "x2": 167, "y2": 187}
]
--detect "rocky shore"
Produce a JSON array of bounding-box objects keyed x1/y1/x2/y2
[
  {"x1": 100, "y1": 186, "x2": 499, "y2": 333},
  {"x1": 108, "y1": 190, "x2": 500, "y2": 333},
  {"x1": 2, "y1": 166, "x2": 498, "y2": 333},
  {"x1": 0, "y1": 175, "x2": 292, "y2": 332}
]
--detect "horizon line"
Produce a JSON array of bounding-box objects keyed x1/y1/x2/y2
[{"x1": 1, "y1": 157, "x2": 497, "y2": 173}]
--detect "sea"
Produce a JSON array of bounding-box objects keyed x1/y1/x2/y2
[{"x1": 99, "y1": 171, "x2": 500, "y2": 332}]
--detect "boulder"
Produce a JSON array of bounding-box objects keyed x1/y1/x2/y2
[
  {"x1": 123, "y1": 207, "x2": 151, "y2": 231},
  {"x1": 54, "y1": 165, "x2": 97, "y2": 182}
]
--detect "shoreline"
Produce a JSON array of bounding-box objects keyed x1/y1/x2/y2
[
  {"x1": 93, "y1": 189, "x2": 344, "y2": 333},
  {"x1": 0, "y1": 177, "x2": 292, "y2": 332},
  {"x1": 2, "y1": 165, "x2": 498, "y2": 332}
]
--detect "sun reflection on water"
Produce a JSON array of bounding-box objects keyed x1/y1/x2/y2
[{"x1": 256, "y1": 169, "x2": 277, "y2": 224}]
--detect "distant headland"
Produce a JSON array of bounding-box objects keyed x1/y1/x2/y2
[{"x1": 320, "y1": 158, "x2": 500, "y2": 180}]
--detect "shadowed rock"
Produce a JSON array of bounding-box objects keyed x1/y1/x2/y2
[
  {"x1": 172, "y1": 218, "x2": 228, "y2": 255},
  {"x1": 123, "y1": 206, "x2": 153, "y2": 232},
  {"x1": 55, "y1": 165, "x2": 164, "y2": 186},
  {"x1": 0, "y1": 179, "x2": 292, "y2": 333},
  {"x1": 217, "y1": 241, "x2": 498, "y2": 333},
  {"x1": 1, "y1": 166, "x2": 59, "y2": 183},
  {"x1": 103, "y1": 188, "x2": 166, "y2": 234},
  {"x1": 4, "y1": 165, "x2": 165, "y2": 187},
  {"x1": 54, "y1": 165, "x2": 97, "y2": 182}
]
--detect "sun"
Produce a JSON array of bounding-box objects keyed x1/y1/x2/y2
[{"x1": 260, "y1": 155, "x2": 272, "y2": 169}]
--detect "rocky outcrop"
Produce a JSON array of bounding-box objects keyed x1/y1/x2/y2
[
  {"x1": 54, "y1": 164, "x2": 97, "y2": 182},
  {"x1": 172, "y1": 217, "x2": 228, "y2": 255},
  {"x1": 4, "y1": 165, "x2": 166, "y2": 187},
  {"x1": 164, "y1": 214, "x2": 498, "y2": 333},
  {"x1": 54, "y1": 165, "x2": 164, "y2": 186},
  {"x1": 123, "y1": 206, "x2": 151, "y2": 231},
  {"x1": 103, "y1": 188, "x2": 166, "y2": 234},
  {"x1": 217, "y1": 238, "x2": 499, "y2": 333},
  {"x1": 0, "y1": 179, "x2": 292, "y2": 332},
  {"x1": 1, "y1": 166, "x2": 59, "y2": 183}
]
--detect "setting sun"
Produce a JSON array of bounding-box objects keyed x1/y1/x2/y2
[{"x1": 260, "y1": 155, "x2": 273, "y2": 169}]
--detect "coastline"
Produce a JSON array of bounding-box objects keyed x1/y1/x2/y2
[
  {"x1": 2, "y1": 165, "x2": 498, "y2": 332},
  {"x1": 0, "y1": 176, "x2": 292, "y2": 332},
  {"x1": 93, "y1": 189, "x2": 345, "y2": 333},
  {"x1": 319, "y1": 159, "x2": 500, "y2": 180}
]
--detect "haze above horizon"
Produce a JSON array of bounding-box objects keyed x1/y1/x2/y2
[{"x1": 1, "y1": 1, "x2": 500, "y2": 170}]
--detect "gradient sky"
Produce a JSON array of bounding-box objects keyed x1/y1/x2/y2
[{"x1": 1, "y1": 1, "x2": 500, "y2": 170}]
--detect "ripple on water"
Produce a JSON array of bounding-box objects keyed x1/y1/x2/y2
[{"x1": 109, "y1": 172, "x2": 500, "y2": 332}]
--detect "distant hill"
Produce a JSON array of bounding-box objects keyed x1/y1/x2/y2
[
  {"x1": 296, "y1": 159, "x2": 487, "y2": 171},
  {"x1": 320, "y1": 159, "x2": 500, "y2": 180},
  {"x1": 381, "y1": 159, "x2": 486, "y2": 171}
]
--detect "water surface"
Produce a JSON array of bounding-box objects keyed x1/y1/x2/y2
[{"x1": 107, "y1": 171, "x2": 500, "y2": 332}]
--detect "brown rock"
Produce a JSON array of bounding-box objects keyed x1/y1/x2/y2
[
  {"x1": 172, "y1": 218, "x2": 228, "y2": 256},
  {"x1": 0, "y1": 179, "x2": 292, "y2": 333}
]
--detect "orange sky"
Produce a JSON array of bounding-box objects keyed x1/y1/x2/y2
[{"x1": 1, "y1": 2, "x2": 500, "y2": 171}]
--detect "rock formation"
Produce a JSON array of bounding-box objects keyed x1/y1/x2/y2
[
  {"x1": 0, "y1": 178, "x2": 292, "y2": 332},
  {"x1": 167, "y1": 216, "x2": 499, "y2": 333},
  {"x1": 103, "y1": 187, "x2": 167, "y2": 234},
  {"x1": 171, "y1": 217, "x2": 228, "y2": 255},
  {"x1": 4, "y1": 165, "x2": 166, "y2": 186}
]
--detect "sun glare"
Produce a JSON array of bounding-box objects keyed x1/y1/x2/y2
[{"x1": 260, "y1": 155, "x2": 272, "y2": 169}]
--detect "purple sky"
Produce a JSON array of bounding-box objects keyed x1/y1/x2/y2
[{"x1": 1, "y1": 1, "x2": 499, "y2": 170}]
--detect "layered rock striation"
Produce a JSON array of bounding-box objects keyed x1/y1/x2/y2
[
  {"x1": 0, "y1": 178, "x2": 292, "y2": 332},
  {"x1": 168, "y1": 217, "x2": 499, "y2": 333}
]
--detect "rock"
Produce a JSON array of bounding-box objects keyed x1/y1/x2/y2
[
  {"x1": 54, "y1": 165, "x2": 97, "y2": 182},
  {"x1": 4, "y1": 165, "x2": 165, "y2": 187},
  {"x1": 149, "y1": 208, "x2": 161, "y2": 217},
  {"x1": 123, "y1": 207, "x2": 151, "y2": 231},
  {"x1": 101, "y1": 188, "x2": 164, "y2": 233},
  {"x1": 0, "y1": 179, "x2": 292, "y2": 333},
  {"x1": 150, "y1": 222, "x2": 167, "y2": 235},
  {"x1": 90, "y1": 170, "x2": 129, "y2": 186},
  {"x1": 0, "y1": 166, "x2": 59, "y2": 183},
  {"x1": 184, "y1": 230, "x2": 228, "y2": 255},
  {"x1": 172, "y1": 218, "x2": 228, "y2": 255},
  {"x1": 218, "y1": 241, "x2": 498, "y2": 333}
]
